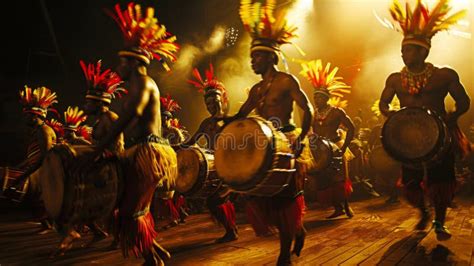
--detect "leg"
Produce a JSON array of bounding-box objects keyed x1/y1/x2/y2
[
  {"x1": 87, "y1": 222, "x2": 109, "y2": 245},
  {"x1": 386, "y1": 182, "x2": 400, "y2": 204},
  {"x1": 344, "y1": 199, "x2": 354, "y2": 218},
  {"x1": 402, "y1": 167, "x2": 430, "y2": 230},
  {"x1": 292, "y1": 225, "x2": 306, "y2": 257},
  {"x1": 277, "y1": 230, "x2": 293, "y2": 266},
  {"x1": 142, "y1": 239, "x2": 171, "y2": 266},
  {"x1": 206, "y1": 192, "x2": 238, "y2": 243},
  {"x1": 50, "y1": 228, "x2": 81, "y2": 258},
  {"x1": 433, "y1": 204, "x2": 451, "y2": 240},
  {"x1": 326, "y1": 202, "x2": 344, "y2": 219}
]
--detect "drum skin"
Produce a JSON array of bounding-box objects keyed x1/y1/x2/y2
[
  {"x1": 40, "y1": 144, "x2": 121, "y2": 226},
  {"x1": 215, "y1": 117, "x2": 295, "y2": 196},
  {"x1": 307, "y1": 135, "x2": 343, "y2": 173},
  {"x1": 382, "y1": 107, "x2": 451, "y2": 167},
  {"x1": 175, "y1": 146, "x2": 222, "y2": 198}
]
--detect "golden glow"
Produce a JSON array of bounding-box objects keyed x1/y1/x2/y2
[{"x1": 286, "y1": 0, "x2": 315, "y2": 41}]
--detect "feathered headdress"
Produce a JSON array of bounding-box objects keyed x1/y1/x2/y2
[
  {"x1": 64, "y1": 106, "x2": 87, "y2": 131},
  {"x1": 187, "y1": 64, "x2": 228, "y2": 104},
  {"x1": 80, "y1": 60, "x2": 127, "y2": 104},
  {"x1": 46, "y1": 119, "x2": 64, "y2": 138},
  {"x1": 160, "y1": 94, "x2": 181, "y2": 118},
  {"x1": 107, "y1": 2, "x2": 179, "y2": 68},
  {"x1": 240, "y1": 0, "x2": 298, "y2": 54},
  {"x1": 19, "y1": 86, "x2": 58, "y2": 118},
  {"x1": 379, "y1": 0, "x2": 467, "y2": 49},
  {"x1": 328, "y1": 97, "x2": 348, "y2": 109},
  {"x1": 300, "y1": 60, "x2": 351, "y2": 99},
  {"x1": 371, "y1": 98, "x2": 400, "y2": 116},
  {"x1": 169, "y1": 118, "x2": 183, "y2": 129},
  {"x1": 76, "y1": 125, "x2": 92, "y2": 141}
]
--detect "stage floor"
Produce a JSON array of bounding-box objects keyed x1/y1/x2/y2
[{"x1": 0, "y1": 197, "x2": 473, "y2": 265}]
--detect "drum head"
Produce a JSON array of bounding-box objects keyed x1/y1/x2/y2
[
  {"x1": 215, "y1": 117, "x2": 272, "y2": 185},
  {"x1": 176, "y1": 148, "x2": 202, "y2": 193},
  {"x1": 39, "y1": 148, "x2": 65, "y2": 220},
  {"x1": 382, "y1": 108, "x2": 441, "y2": 162}
]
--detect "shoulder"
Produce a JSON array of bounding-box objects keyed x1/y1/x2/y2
[
  {"x1": 277, "y1": 72, "x2": 299, "y2": 86},
  {"x1": 386, "y1": 72, "x2": 401, "y2": 83},
  {"x1": 333, "y1": 107, "x2": 348, "y2": 116},
  {"x1": 40, "y1": 123, "x2": 55, "y2": 136},
  {"x1": 134, "y1": 75, "x2": 158, "y2": 91},
  {"x1": 435, "y1": 66, "x2": 459, "y2": 80},
  {"x1": 248, "y1": 83, "x2": 261, "y2": 95}
]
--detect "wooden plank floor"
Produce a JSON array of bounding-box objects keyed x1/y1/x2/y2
[{"x1": 0, "y1": 197, "x2": 473, "y2": 265}]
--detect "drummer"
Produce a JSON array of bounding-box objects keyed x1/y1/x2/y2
[
  {"x1": 182, "y1": 64, "x2": 238, "y2": 243},
  {"x1": 378, "y1": 0, "x2": 470, "y2": 240},
  {"x1": 81, "y1": 60, "x2": 126, "y2": 154},
  {"x1": 14, "y1": 86, "x2": 58, "y2": 234},
  {"x1": 80, "y1": 60, "x2": 127, "y2": 250},
  {"x1": 300, "y1": 60, "x2": 356, "y2": 219},
  {"x1": 224, "y1": 1, "x2": 314, "y2": 264}
]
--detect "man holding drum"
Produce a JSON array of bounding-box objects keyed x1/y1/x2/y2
[
  {"x1": 184, "y1": 64, "x2": 238, "y2": 243},
  {"x1": 224, "y1": 1, "x2": 314, "y2": 264},
  {"x1": 300, "y1": 60, "x2": 356, "y2": 219},
  {"x1": 13, "y1": 86, "x2": 58, "y2": 234},
  {"x1": 82, "y1": 59, "x2": 126, "y2": 154},
  {"x1": 379, "y1": 0, "x2": 470, "y2": 240}
]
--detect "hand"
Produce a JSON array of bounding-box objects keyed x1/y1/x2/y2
[{"x1": 291, "y1": 137, "x2": 305, "y2": 159}]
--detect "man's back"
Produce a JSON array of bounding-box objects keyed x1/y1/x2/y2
[{"x1": 128, "y1": 75, "x2": 162, "y2": 139}]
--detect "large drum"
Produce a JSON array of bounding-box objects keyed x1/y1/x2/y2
[
  {"x1": 307, "y1": 135, "x2": 343, "y2": 173},
  {"x1": 215, "y1": 117, "x2": 295, "y2": 196},
  {"x1": 0, "y1": 167, "x2": 29, "y2": 202},
  {"x1": 368, "y1": 145, "x2": 401, "y2": 174},
  {"x1": 382, "y1": 107, "x2": 451, "y2": 167},
  {"x1": 175, "y1": 146, "x2": 222, "y2": 198},
  {"x1": 39, "y1": 144, "x2": 121, "y2": 226}
]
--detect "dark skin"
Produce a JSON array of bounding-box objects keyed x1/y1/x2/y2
[
  {"x1": 312, "y1": 93, "x2": 355, "y2": 153},
  {"x1": 380, "y1": 44, "x2": 470, "y2": 123},
  {"x1": 182, "y1": 93, "x2": 226, "y2": 150},
  {"x1": 312, "y1": 93, "x2": 355, "y2": 219},
  {"x1": 83, "y1": 100, "x2": 124, "y2": 152},
  {"x1": 228, "y1": 50, "x2": 314, "y2": 265},
  {"x1": 229, "y1": 50, "x2": 314, "y2": 157},
  {"x1": 181, "y1": 92, "x2": 239, "y2": 243},
  {"x1": 379, "y1": 43, "x2": 470, "y2": 230},
  {"x1": 15, "y1": 114, "x2": 56, "y2": 183},
  {"x1": 90, "y1": 56, "x2": 170, "y2": 264},
  {"x1": 89, "y1": 57, "x2": 161, "y2": 157}
]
